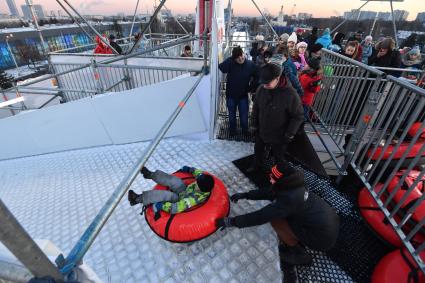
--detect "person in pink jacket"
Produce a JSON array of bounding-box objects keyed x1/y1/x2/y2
[{"x1": 292, "y1": 42, "x2": 308, "y2": 71}]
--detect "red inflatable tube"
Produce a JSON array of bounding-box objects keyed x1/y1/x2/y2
[
  {"x1": 388, "y1": 171, "x2": 425, "y2": 224},
  {"x1": 366, "y1": 122, "x2": 425, "y2": 168},
  {"x1": 371, "y1": 249, "x2": 425, "y2": 283},
  {"x1": 408, "y1": 122, "x2": 425, "y2": 139},
  {"x1": 358, "y1": 185, "x2": 425, "y2": 248},
  {"x1": 144, "y1": 172, "x2": 230, "y2": 243},
  {"x1": 359, "y1": 186, "x2": 403, "y2": 247},
  {"x1": 368, "y1": 140, "x2": 425, "y2": 161}
]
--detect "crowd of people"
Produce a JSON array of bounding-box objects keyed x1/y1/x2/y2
[{"x1": 218, "y1": 28, "x2": 425, "y2": 138}]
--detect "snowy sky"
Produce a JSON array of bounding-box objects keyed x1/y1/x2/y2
[{"x1": 0, "y1": 0, "x2": 423, "y2": 20}]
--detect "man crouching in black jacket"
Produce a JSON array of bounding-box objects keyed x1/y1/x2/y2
[
  {"x1": 217, "y1": 162, "x2": 340, "y2": 266},
  {"x1": 247, "y1": 58, "x2": 304, "y2": 173}
]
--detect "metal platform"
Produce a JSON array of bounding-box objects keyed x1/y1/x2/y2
[{"x1": 0, "y1": 138, "x2": 283, "y2": 283}]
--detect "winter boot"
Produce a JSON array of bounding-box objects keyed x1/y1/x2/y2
[
  {"x1": 280, "y1": 244, "x2": 313, "y2": 266},
  {"x1": 128, "y1": 190, "x2": 144, "y2": 206},
  {"x1": 140, "y1": 166, "x2": 152, "y2": 179}
]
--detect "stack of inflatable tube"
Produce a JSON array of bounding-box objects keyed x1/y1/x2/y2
[
  {"x1": 371, "y1": 249, "x2": 425, "y2": 283},
  {"x1": 358, "y1": 170, "x2": 425, "y2": 247},
  {"x1": 144, "y1": 172, "x2": 230, "y2": 243},
  {"x1": 367, "y1": 122, "x2": 425, "y2": 169},
  {"x1": 387, "y1": 170, "x2": 425, "y2": 228}
]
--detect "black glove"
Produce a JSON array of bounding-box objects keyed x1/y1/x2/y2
[
  {"x1": 282, "y1": 134, "x2": 294, "y2": 145},
  {"x1": 230, "y1": 193, "x2": 248, "y2": 203},
  {"x1": 216, "y1": 217, "x2": 235, "y2": 230},
  {"x1": 179, "y1": 166, "x2": 195, "y2": 174}
]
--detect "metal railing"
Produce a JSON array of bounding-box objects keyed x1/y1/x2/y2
[
  {"x1": 52, "y1": 61, "x2": 201, "y2": 101},
  {"x1": 313, "y1": 48, "x2": 425, "y2": 273},
  {"x1": 0, "y1": 35, "x2": 202, "y2": 115}
]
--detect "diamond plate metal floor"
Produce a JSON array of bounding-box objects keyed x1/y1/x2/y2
[{"x1": 0, "y1": 139, "x2": 282, "y2": 283}]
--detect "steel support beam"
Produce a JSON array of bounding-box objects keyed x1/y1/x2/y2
[
  {"x1": 25, "y1": 0, "x2": 48, "y2": 56},
  {"x1": 331, "y1": 1, "x2": 370, "y2": 34},
  {"x1": 129, "y1": 0, "x2": 141, "y2": 41},
  {"x1": 56, "y1": 0, "x2": 94, "y2": 43},
  {"x1": 164, "y1": 4, "x2": 189, "y2": 34},
  {"x1": 250, "y1": 0, "x2": 279, "y2": 38},
  {"x1": 128, "y1": 0, "x2": 167, "y2": 54},
  {"x1": 59, "y1": 0, "x2": 120, "y2": 54},
  {"x1": 389, "y1": 0, "x2": 399, "y2": 48},
  {"x1": 0, "y1": 199, "x2": 63, "y2": 281}
]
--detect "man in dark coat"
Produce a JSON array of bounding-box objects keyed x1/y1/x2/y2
[
  {"x1": 219, "y1": 46, "x2": 258, "y2": 136},
  {"x1": 216, "y1": 162, "x2": 340, "y2": 265},
  {"x1": 368, "y1": 37, "x2": 402, "y2": 77},
  {"x1": 306, "y1": 27, "x2": 318, "y2": 52},
  {"x1": 248, "y1": 61, "x2": 304, "y2": 171}
]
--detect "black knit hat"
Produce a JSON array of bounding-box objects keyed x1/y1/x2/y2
[
  {"x1": 270, "y1": 161, "x2": 296, "y2": 182},
  {"x1": 260, "y1": 61, "x2": 282, "y2": 84},
  {"x1": 196, "y1": 173, "x2": 215, "y2": 192},
  {"x1": 307, "y1": 57, "x2": 321, "y2": 71},
  {"x1": 310, "y1": 43, "x2": 323, "y2": 53}
]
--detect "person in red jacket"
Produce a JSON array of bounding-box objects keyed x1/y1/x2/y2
[
  {"x1": 299, "y1": 57, "x2": 322, "y2": 120},
  {"x1": 94, "y1": 35, "x2": 113, "y2": 55}
]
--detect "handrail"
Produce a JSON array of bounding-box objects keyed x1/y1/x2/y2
[
  {"x1": 57, "y1": 72, "x2": 205, "y2": 275},
  {"x1": 386, "y1": 75, "x2": 425, "y2": 97},
  {"x1": 321, "y1": 48, "x2": 385, "y2": 76},
  {"x1": 374, "y1": 66, "x2": 425, "y2": 73},
  {"x1": 49, "y1": 37, "x2": 134, "y2": 54}
]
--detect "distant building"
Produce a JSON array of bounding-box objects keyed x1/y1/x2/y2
[
  {"x1": 138, "y1": 14, "x2": 151, "y2": 23},
  {"x1": 344, "y1": 10, "x2": 359, "y2": 20},
  {"x1": 343, "y1": 10, "x2": 376, "y2": 20},
  {"x1": 297, "y1": 13, "x2": 312, "y2": 20},
  {"x1": 224, "y1": 7, "x2": 233, "y2": 23},
  {"x1": 21, "y1": 4, "x2": 45, "y2": 20},
  {"x1": 158, "y1": 7, "x2": 172, "y2": 23},
  {"x1": 377, "y1": 12, "x2": 391, "y2": 21},
  {"x1": 359, "y1": 11, "x2": 377, "y2": 20},
  {"x1": 343, "y1": 10, "x2": 407, "y2": 21},
  {"x1": 271, "y1": 5, "x2": 287, "y2": 27},
  {"x1": 393, "y1": 10, "x2": 409, "y2": 21},
  {"x1": 6, "y1": 0, "x2": 20, "y2": 18},
  {"x1": 416, "y1": 12, "x2": 425, "y2": 23}
]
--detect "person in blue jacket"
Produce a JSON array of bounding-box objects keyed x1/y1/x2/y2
[
  {"x1": 219, "y1": 46, "x2": 258, "y2": 136},
  {"x1": 315, "y1": 28, "x2": 332, "y2": 49}
]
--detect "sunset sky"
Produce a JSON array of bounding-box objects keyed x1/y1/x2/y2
[{"x1": 1, "y1": 0, "x2": 423, "y2": 20}]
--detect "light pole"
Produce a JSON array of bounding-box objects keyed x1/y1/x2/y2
[{"x1": 5, "y1": 34, "x2": 20, "y2": 77}]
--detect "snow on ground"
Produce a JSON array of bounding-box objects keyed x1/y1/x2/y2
[{"x1": 0, "y1": 138, "x2": 282, "y2": 283}]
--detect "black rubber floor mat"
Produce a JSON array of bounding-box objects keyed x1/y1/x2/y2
[
  {"x1": 218, "y1": 113, "x2": 328, "y2": 178},
  {"x1": 233, "y1": 154, "x2": 391, "y2": 283}
]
